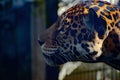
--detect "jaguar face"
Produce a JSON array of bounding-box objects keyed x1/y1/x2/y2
[
  {"x1": 38, "y1": 24, "x2": 98, "y2": 66},
  {"x1": 38, "y1": 22, "x2": 81, "y2": 66},
  {"x1": 38, "y1": 1, "x2": 120, "y2": 66},
  {"x1": 38, "y1": 10, "x2": 106, "y2": 66}
]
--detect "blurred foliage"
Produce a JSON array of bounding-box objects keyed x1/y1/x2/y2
[{"x1": 0, "y1": 0, "x2": 12, "y2": 11}]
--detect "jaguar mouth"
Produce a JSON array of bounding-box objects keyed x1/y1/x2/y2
[
  {"x1": 42, "y1": 51, "x2": 68, "y2": 66},
  {"x1": 41, "y1": 44, "x2": 58, "y2": 56},
  {"x1": 41, "y1": 44, "x2": 69, "y2": 66}
]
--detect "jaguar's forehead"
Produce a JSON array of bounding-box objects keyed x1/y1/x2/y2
[
  {"x1": 56, "y1": 0, "x2": 120, "y2": 41},
  {"x1": 59, "y1": 0, "x2": 119, "y2": 26},
  {"x1": 53, "y1": 0, "x2": 120, "y2": 59}
]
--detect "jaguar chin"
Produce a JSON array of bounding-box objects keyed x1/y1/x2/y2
[
  {"x1": 40, "y1": 42, "x2": 101, "y2": 66},
  {"x1": 41, "y1": 44, "x2": 68, "y2": 66}
]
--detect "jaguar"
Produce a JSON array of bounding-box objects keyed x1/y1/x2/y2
[{"x1": 38, "y1": 0, "x2": 120, "y2": 70}]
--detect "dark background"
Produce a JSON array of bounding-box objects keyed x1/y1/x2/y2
[
  {"x1": 45, "y1": 0, "x2": 59, "y2": 80},
  {"x1": 0, "y1": 1, "x2": 31, "y2": 80},
  {"x1": 0, "y1": 0, "x2": 59, "y2": 80}
]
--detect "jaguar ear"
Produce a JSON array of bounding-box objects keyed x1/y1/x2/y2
[{"x1": 83, "y1": 8, "x2": 99, "y2": 29}]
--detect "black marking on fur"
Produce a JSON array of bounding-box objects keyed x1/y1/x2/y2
[
  {"x1": 66, "y1": 44, "x2": 69, "y2": 47},
  {"x1": 63, "y1": 19, "x2": 69, "y2": 25},
  {"x1": 110, "y1": 22, "x2": 114, "y2": 27},
  {"x1": 72, "y1": 22, "x2": 78, "y2": 28},
  {"x1": 106, "y1": 14, "x2": 112, "y2": 20},
  {"x1": 74, "y1": 38, "x2": 77, "y2": 45},
  {"x1": 103, "y1": 9, "x2": 110, "y2": 14},
  {"x1": 70, "y1": 46, "x2": 72, "y2": 50},
  {"x1": 98, "y1": 2, "x2": 104, "y2": 7},
  {"x1": 113, "y1": 33, "x2": 119, "y2": 43},
  {"x1": 100, "y1": 12, "x2": 105, "y2": 16},
  {"x1": 84, "y1": 31, "x2": 95, "y2": 41},
  {"x1": 113, "y1": 13, "x2": 118, "y2": 21},
  {"x1": 64, "y1": 46, "x2": 67, "y2": 50},
  {"x1": 74, "y1": 16, "x2": 79, "y2": 21},
  {"x1": 73, "y1": 47, "x2": 80, "y2": 56},
  {"x1": 94, "y1": 16, "x2": 107, "y2": 39},
  {"x1": 81, "y1": 28, "x2": 87, "y2": 33},
  {"x1": 90, "y1": 51, "x2": 98, "y2": 56},
  {"x1": 77, "y1": 33, "x2": 82, "y2": 43},
  {"x1": 115, "y1": 21, "x2": 120, "y2": 29},
  {"x1": 70, "y1": 29, "x2": 77, "y2": 37},
  {"x1": 67, "y1": 15, "x2": 73, "y2": 19},
  {"x1": 108, "y1": 26, "x2": 111, "y2": 30},
  {"x1": 81, "y1": 43, "x2": 90, "y2": 52},
  {"x1": 93, "y1": 7, "x2": 100, "y2": 12},
  {"x1": 106, "y1": 6, "x2": 115, "y2": 11}
]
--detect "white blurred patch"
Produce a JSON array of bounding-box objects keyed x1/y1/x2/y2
[
  {"x1": 58, "y1": 0, "x2": 118, "y2": 16},
  {"x1": 58, "y1": 0, "x2": 82, "y2": 16},
  {"x1": 58, "y1": 62, "x2": 81, "y2": 80}
]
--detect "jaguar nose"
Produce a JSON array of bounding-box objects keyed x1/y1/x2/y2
[
  {"x1": 38, "y1": 22, "x2": 57, "y2": 46},
  {"x1": 38, "y1": 39, "x2": 44, "y2": 45},
  {"x1": 38, "y1": 30, "x2": 47, "y2": 46}
]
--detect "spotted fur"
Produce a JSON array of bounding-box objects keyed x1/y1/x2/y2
[{"x1": 38, "y1": 1, "x2": 120, "y2": 70}]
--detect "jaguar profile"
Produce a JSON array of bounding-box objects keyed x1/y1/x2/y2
[{"x1": 38, "y1": 0, "x2": 120, "y2": 70}]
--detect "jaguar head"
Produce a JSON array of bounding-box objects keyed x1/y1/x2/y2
[
  {"x1": 38, "y1": 22, "x2": 76, "y2": 66},
  {"x1": 38, "y1": 7, "x2": 108, "y2": 66}
]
